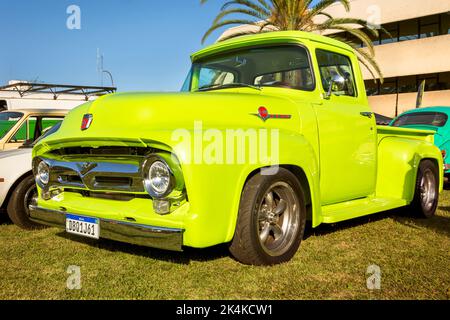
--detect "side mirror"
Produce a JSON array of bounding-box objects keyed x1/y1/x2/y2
[{"x1": 324, "y1": 74, "x2": 346, "y2": 100}]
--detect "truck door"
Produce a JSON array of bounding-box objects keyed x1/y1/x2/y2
[{"x1": 313, "y1": 48, "x2": 377, "y2": 205}]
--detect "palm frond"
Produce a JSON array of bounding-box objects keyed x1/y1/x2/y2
[
  {"x1": 311, "y1": 0, "x2": 350, "y2": 14},
  {"x1": 255, "y1": 0, "x2": 272, "y2": 11},
  {"x1": 221, "y1": 0, "x2": 270, "y2": 15},
  {"x1": 201, "y1": 0, "x2": 385, "y2": 82},
  {"x1": 202, "y1": 19, "x2": 258, "y2": 43},
  {"x1": 201, "y1": 0, "x2": 272, "y2": 11},
  {"x1": 317, "y1": 23, "x2": 376, "y2": 56},
  {"x1": 355, "y1": 47, "x2": 384, "y2": 83},
  {"x1": 212, "y1": 8, "x2": 267, "y2": 25}
]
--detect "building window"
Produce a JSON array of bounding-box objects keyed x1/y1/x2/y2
[
  {"x1": 442, "y1": 12, "x2": 450, "y2": 35},
  {"x1": 419, "y1": 15, "x2": 440, "y2": 39},
  {"x1": 365, "y1": 72, "x2": 450, "y2": 96},
  {"x1": 399, "y1": 19, "x2": 419, "y2": 41},
  {"x1": 398, "y1": 76, "x2": 417, "y2": 94},
  {"x1": 379, "y1": 78, "x2": 397, "y2": 95},
  {"x1": 365, "y1": 80, "x2": 379, "y2": 96},
  {"x1": 0, "y1": 100, "x2": 6, "y2": 112},
  {"x1": 417, "y1": 74, "x2": 439, "y2": 92},
  {"x1": 381, "y1": 23, "x2": 399, "y2": 44},
  {"x1": 439, "y1": 73, "x2": 450, "y2": 90},
  {"x1": 335, "y1": 13, "x2": 449, "y2": 47}
]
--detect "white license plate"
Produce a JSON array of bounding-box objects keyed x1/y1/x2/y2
[{"x1": 66, "y1": 214, "x2": 100, "y2": 239}]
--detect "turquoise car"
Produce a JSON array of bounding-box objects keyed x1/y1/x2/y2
[{"x1": 391, "y1": 106, "x2": 450, "y2": 176}]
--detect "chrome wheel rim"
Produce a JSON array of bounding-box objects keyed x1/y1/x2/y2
[
  {"x1": 420, "y1": 169, "x2": 436, "y2": 211},
  {"x1": 24, "y1": 185, "x2": 38, "y2": 217},
  {"x1": 257, "y1": 182, "x2": 300, "y2": 256}
]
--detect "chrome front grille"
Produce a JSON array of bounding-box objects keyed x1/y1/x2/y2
[{"x1": 42, "y1": 157, "x2": 146, "y2": 194}]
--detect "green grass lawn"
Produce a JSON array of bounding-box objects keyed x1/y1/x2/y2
[{"x1": 0, "y1": 191, "x2": 449, "y2": 300}]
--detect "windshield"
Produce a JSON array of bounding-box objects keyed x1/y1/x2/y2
[
  {"x1": 392, "y1": 112, "x2": 448, "y2": 127},
  {"x1": 0, "y1": 112, "x2": 23, "y2": 139},
  {"x1": 182, "y1": 46, "x2": 315, "y2": 92}
]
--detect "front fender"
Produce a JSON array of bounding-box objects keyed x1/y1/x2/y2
[{"x1": 179, "y1": 130, "x2": 320, "y2": 248}]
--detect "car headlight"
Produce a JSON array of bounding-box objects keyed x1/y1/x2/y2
[
  {"x1": 36, "y1": 161, "x2": 50, "y2": 186},
  {"x1": 143, "y1": 157, "x2": 174, "y2": 198}
]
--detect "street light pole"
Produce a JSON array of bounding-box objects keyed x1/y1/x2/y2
[{"x1": 102, "y1": 70, "x2": 114, "y2": 87}]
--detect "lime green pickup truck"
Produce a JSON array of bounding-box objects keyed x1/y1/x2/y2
[{"x1": 30, "y1": 31, "x2": 443, "y2": 265}]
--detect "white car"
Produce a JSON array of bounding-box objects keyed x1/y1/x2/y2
[
  {"x1": 0, "y1": 109, "x2": 66, "y2": 151},
  {"x1": 0, "y1": 122, "x2": 62, "y2": 229},
  {"x1": 0, "y1": 147, "x2": 38, "y2": 228}
]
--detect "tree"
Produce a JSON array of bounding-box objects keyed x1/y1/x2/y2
[{"x1": 201, "y1": 0, "x2": 389, "y2": 82}]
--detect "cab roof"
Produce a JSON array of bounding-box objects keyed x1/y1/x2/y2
[
  {"x1": 0, "y1": 109, "x2": 68, "y2": 115},
  {"x1": 191, "y1": 30, "x2": 354, "y2": 62}
]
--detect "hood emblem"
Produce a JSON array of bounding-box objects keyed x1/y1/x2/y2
[
  {"x1": 81, "y1": 114, "x2": 93, "y2": 130},
  {"x1": 252, "y1": 106, "x2": 291, "y2": 122}
]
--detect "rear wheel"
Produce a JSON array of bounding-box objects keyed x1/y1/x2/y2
[
  {"x1": 229, "y1": 168, "x2": 306, "y2": 265},
  {"x1": 7, "y1": 175, "x2": 43, "y2": 230},
  {"x1": 409, "y1": 160, "x2": 439, "y2": 218}
]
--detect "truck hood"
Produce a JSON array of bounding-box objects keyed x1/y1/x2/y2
[{"x1": 34, "y1": 90, "x2": 302, "y2": 153}]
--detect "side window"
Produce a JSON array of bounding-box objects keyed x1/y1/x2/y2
[
  {"x1": 316, "y1": 49, "x2": 357, "y2": 97},
  {"x1": 41, "y1": 118, "x2": 63, "y2": 135},
  {"x1": 198, "y1": 67, "x2": 235, "y2": 89},
  {"x1": 8, "y1": 117, "x2": 63, "y2": 143},
  {"x1": 9, "y1": 117, "x2": 36, "y2": 143},
  {"x1": 0, "y1": 100, "x2": 6, "y2": 112}
]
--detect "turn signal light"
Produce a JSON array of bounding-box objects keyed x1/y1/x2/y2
[
  {"x1": 153, "y1": 199, "x2": 171, "y2": 215},
  {"x1": 441, "y1": 150, "x2": 447, "y2": 159}
]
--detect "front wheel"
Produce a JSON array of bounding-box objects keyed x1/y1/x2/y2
[
  {"x1": 229, "y1": 168, "x2": 306, "y2": 265},
  {"x1": 7, "y1": 175, "x2": 43, "y2": 230},
  {"x1": 409, "y1": 160, "x2": 439, "y2": 218}
]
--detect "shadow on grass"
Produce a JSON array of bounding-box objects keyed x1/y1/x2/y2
[
  {"x1": 55, "y1": 231, "x2": 230, "y2": 265},
  {"x1": 53, "y1": 205, "x2": 450, "y2": 264},
  {"x1": 304, "y1": 208, "x2": 450, "y2": 239},
  {"x1": 304, "y1": 210, "x2": 396, "y2": 239},
  {"x1": 0, "y1": 209, "x2": 12, "y2": 225},
  {"x1": 392, "y1": 210, "x2": 450, "y2": 238}
]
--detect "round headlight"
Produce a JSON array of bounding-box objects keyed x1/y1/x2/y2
[
  {"x1": 37, "y1": 161, "x2": 50, "y2": 186},
  {"x1": 145, "y1": 160, "x2": 173, "y2": 198}
]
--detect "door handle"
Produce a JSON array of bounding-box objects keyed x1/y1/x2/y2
[{"x1": 360, "y1": 112, "x2": 373, "y2": 119}]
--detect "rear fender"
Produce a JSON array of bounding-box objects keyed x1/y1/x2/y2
[{"x1": 376, "y1": 136, "x2": 443, "y2": 201}]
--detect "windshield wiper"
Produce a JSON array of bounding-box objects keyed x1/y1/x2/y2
[{"x1": 197, "y1": 83, "x2": 262, "y2": 92}]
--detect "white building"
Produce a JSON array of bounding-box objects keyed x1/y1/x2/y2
[{"x1": 220, "y1": 0, "x2": 450, "y2": 117}]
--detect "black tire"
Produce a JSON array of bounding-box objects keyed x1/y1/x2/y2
[
  {"x1": 229, "y1": 168, "x2": 307, "y2": 265},
  {"x1": 409, "y1": 160, "x2": 439, "y2": 218},
  {"x1": 7, "y1": 175, "x2": 43, "y2": 230}
]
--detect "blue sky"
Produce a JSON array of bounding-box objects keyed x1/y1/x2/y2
[{"x1": 0, "y1": 0, "x2": 318, "y2": 92}]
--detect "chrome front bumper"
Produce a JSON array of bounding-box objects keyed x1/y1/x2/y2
[{"x1": 29, "y1": 205, "x2": 184, "y2": 252}]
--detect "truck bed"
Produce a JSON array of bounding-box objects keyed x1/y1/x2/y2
[{"x1": 377, "y1": 125, "x2": 436, "y2": 144}]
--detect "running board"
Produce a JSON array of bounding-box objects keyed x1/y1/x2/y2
[{"x1": 321, "y1": 197, "x2": 408, "y2": 224}]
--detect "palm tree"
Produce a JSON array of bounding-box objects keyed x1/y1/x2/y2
[{"x1": 201, "y1": 0, "x2": 388, "y2": 82}]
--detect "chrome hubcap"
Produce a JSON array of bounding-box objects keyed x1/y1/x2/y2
[
  {"x1": 420, "y1": 169, "x2": 436, "y2": 211},
  {"x1": 257, "y1": 182, "x2": 299, "y2": 256}
]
